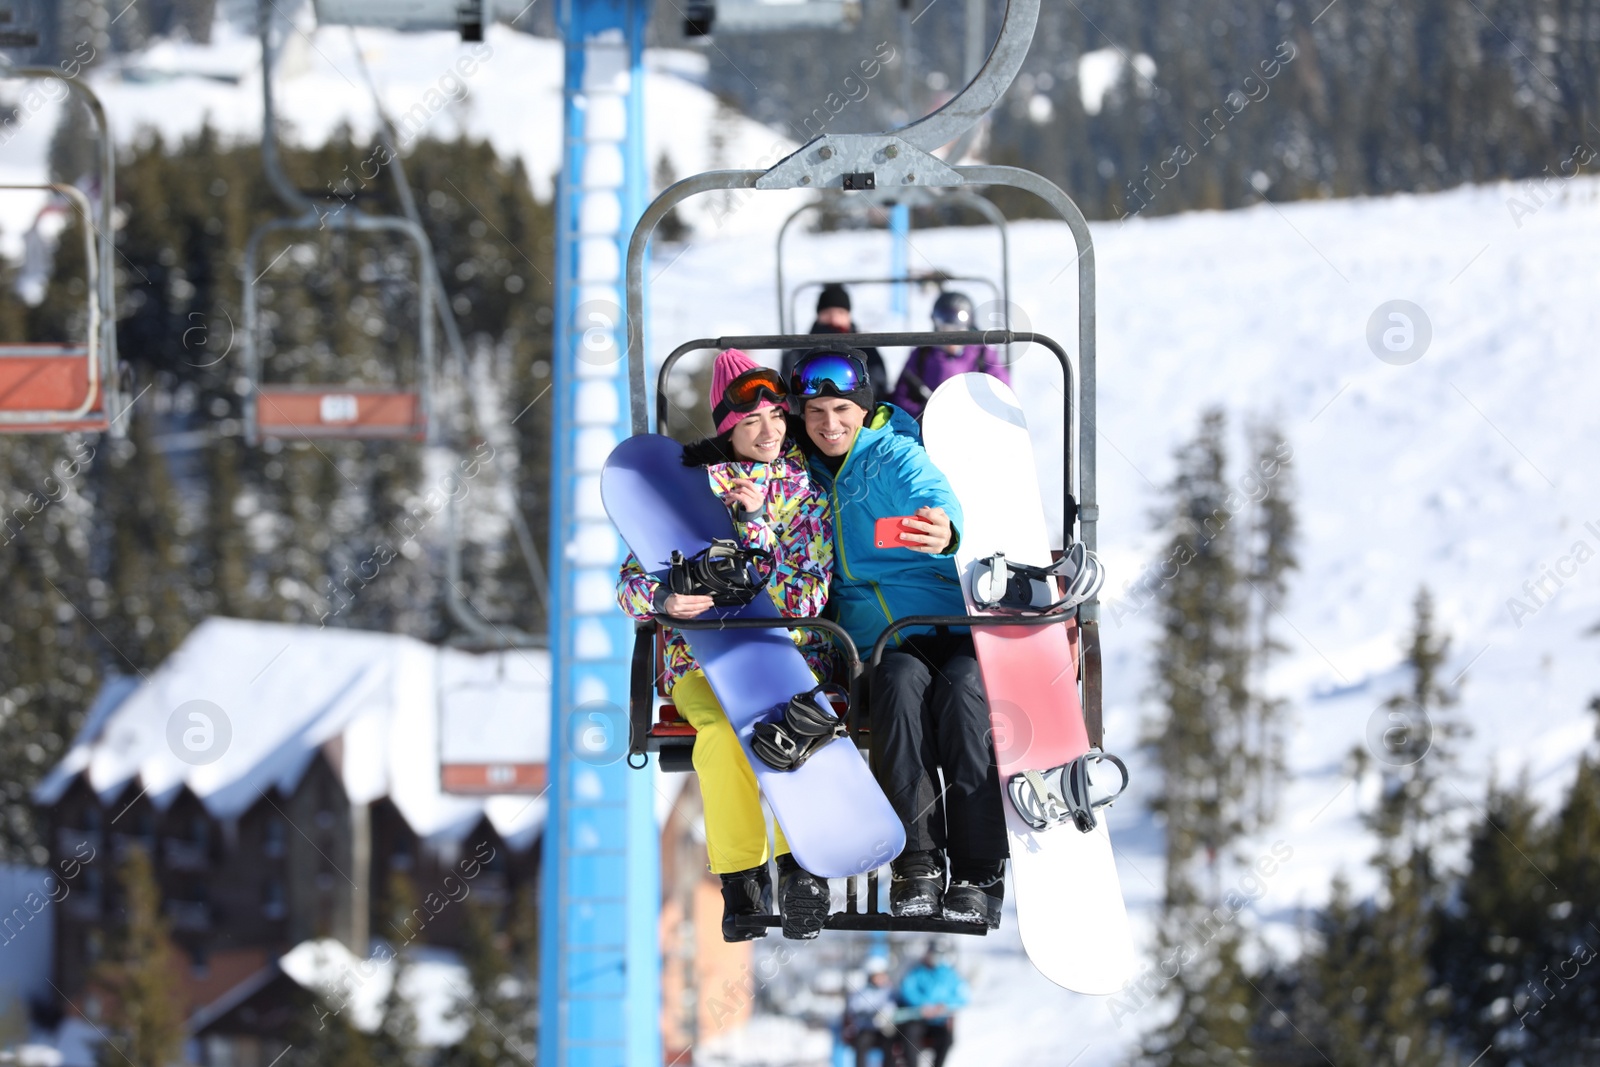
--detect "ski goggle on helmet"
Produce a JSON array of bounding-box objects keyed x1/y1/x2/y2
[
  {"x1": 712, "y1": 367, "x2": 788, "y2": 427},
  {"x1": 790, "y1": 349, "x2": 871, "y2": 400}
]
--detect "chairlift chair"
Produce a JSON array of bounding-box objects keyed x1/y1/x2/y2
[
  {"x1": 0, "y1": 186, "x2": 104, "y2": 432},
  {"x1": 616, "y1": 0, "x2": 1104, "y2": 934},
  {"x1": 241, "y1": 213, "x2": 439, "y2": 445},
  {"x1": 0, "y1": 70, "x2": 123, "y2": 435},
  {"x1": 242, "y1": 1, "x2": 440, "y2": 447}
]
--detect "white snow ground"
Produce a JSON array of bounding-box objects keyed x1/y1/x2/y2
[{"x1": 6, "y1": 13, "x2": 1600, "y2": 1063}]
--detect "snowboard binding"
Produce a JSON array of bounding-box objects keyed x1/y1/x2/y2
[
  {"x1": 666, "y1": 539, "x2": 770, "y2": 606},
  {"x1": 972, "y1": 541, "x2": 1105, "y2": 615},
  {"x1": 752, "y1": 684, "x2": 850, "y2": 771},
  {"x1": 1007, "y1": 750, "x2": 1130, "y2": 833}
]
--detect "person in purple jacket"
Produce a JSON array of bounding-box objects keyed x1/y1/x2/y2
[{"x1": 888, "y1": 291, "x2": 1010, "y2": 420}]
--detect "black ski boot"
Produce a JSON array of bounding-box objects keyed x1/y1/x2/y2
[
  {"x1": 943, "y1": 859, "x2": 1005, "y2": 929},
  {"x1": 775, "y1": 853, "x2": 830, "y2": 940},
  {"x1": 890, "y1": 849, "x2": 946, "y2": 918},
  {"x1": 719, "y1": 864, "x2": 773, "y2": 942}
]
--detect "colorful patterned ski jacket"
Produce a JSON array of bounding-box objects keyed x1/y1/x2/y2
[{"x1": 616, "y1": 441, "x2": 835, "y2": 693}]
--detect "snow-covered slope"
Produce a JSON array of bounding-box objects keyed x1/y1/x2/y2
[{"x1": 648, "y1": 176, "x2": 1600, "y2": 1063}]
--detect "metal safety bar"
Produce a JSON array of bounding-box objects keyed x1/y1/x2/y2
[{"x1": 652, "y1": 330, "x2": 1075, "y2": 521}]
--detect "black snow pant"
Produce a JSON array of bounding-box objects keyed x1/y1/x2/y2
[
  {"x1": 901, "y1": 1021, "x2": 955, "y2": 1067},
  {"x1": 869, "y1": 632, "x2": 1007, "y2": 864}
]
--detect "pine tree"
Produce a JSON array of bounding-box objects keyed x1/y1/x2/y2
[
  {"x1": 1284, "y1": 589, "x2": 1464, "y2": 1065},
  {"x1": 1136, "y1": 409, "x2": 1269, "y2": 1065},
  {"x1": 1243, "y1": 421, "x2": 1297, "y2": 831},
  {"x1": 1514, "y1": 699, "x2": 1600, "y2": 1058},
  {"x1": 1435, "y1": 775, "x2": 1550, "y2": 1059},
  {"x1": 442, "y1": 900, "x2": 534, "y2": 1067},
  {"x1": 94, "y1": 845, "x2": 185, "y2": 1067},
  {"x1": 1142, "y1": 410, "x2": 1255, "y2": 891},
  {"x1": 372, "y1": 872, "x2": 423, "y2": 1067}
]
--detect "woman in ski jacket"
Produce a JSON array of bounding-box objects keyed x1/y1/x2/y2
[
  {"x1": 789, "y1": 348, "x2": 1008, "y2": 930},
  {"x1": 615, "y1": 348, "x2": 836, "y2": 942}
]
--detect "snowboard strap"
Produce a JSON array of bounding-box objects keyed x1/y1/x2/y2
[
  {"x1": 972, "y1": 541, "x2": 1105, "y2": 615},
  {"x1": 752, "y1": 683, "x2": 850, "y2": 771},
  {"x1": 665, "y1": 539, "x2": 770, "y2": 607},
  {"x1": 1007, "y1": 750, "x2": 1130, "y2": 833}
]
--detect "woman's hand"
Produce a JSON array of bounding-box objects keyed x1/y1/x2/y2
[
  {"x1": 899, "y1": 506, "x2": 953, "y2": 554},
  {"x1": 661, "y1": 593, "x2": 715, "y2": 617},
  {"x1": 722, "y1": 477, "x2": 764, "y2": 517}
]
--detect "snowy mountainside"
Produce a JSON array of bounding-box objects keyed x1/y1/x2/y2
[{"x1": 649, "y1": 177, "x2": 1600, "y2": 1064}]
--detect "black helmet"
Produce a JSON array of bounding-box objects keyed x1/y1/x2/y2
[{"x1": 931, "y1": 291, "x2": 975, "y2": 330}]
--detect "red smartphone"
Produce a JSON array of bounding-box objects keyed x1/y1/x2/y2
[{"x1": 874, "y1": 516, "x2": 918, "y2": 549}]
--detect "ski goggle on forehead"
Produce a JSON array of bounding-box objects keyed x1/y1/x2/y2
[
  {"x1": 713, "y1": 367, "x2": 788, "y2": 424},
  {"x1": 790, "y1": 350, "x2": 870, "y2": 400}
]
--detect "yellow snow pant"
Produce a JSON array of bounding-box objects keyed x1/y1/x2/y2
[{"x1": 672, "y1": 669, "x2": 790, "y2": 874}]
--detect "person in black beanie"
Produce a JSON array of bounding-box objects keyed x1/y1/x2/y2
[{"x1": 782, "y1": 283, "x2": 889, "y2": 404}]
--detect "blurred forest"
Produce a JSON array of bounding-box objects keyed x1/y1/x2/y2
[
  {"x1": 694, "y1": 0, "x2": 1600, "y2": 222},
  {"x1": 0, "y1": 125, "x2": 556, "y2": 864}
]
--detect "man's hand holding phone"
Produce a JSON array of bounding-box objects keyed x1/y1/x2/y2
[{"x1": 874, "y1": 507, "x2": 953, "y2": 554}]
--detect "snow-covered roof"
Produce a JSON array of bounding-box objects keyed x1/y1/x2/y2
[
  {"x1": 278, "y1": 938, "x2": 474, "y2": 1048},
  {"x1": 181, "y1": 938, "x2": 479, "y2": 1049},
  {"x1": 33, "y1": 617, "x2": 549, "y2": 851}
]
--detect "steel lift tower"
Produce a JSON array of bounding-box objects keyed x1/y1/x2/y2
[{"x1": 539, "y1": 3, "x2": 660, "y2": 1067}]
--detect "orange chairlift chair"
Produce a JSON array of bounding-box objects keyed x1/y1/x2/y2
[
  {"x1": 242, "y1": 216, "x2": 438, "y2": 445},
  {"x1": 0, "y1": 69, "x2": 123, "y2": 435}
]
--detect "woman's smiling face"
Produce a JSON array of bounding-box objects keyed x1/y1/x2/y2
[{"x1": 728, "y1": 405, "x2": 787, "y2": 463}]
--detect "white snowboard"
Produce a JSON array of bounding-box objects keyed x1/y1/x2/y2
[{"x1": 923, "y1": 372, "x2": 1137, "y2": 995}]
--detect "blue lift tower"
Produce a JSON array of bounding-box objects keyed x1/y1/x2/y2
[{"x1": 540, "y1": 2, "x2": 660, "y2": 1066}]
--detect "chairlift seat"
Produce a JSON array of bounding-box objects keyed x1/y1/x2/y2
[
  {"x1": 0, "y1": 343, "x2": 110, "y2": 433},
  {"x1": 252, "y1": 385, "x2": 425, "y2": 440}
]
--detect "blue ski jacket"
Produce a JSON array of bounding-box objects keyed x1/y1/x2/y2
[
  {"x1": 802, "y1": 403, "x2": 967, "y2": 653},
  {"x1": 899, "y1": 962, "x2": 969, "y2": 1023}
]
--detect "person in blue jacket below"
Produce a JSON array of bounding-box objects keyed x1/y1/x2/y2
[
  {"x1": 899, "y1": 940, "x2": 969, "y2": 1067},
  {"x1": 788, "y1": 348, "x2": 1007, "y2": 928},
  {"x1": 888, "y1": 290, "x2": 1009, "y2": 421}
]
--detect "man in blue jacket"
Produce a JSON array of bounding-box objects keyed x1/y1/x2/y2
[
  {"x1": 899, "y1": 940, "x2": 968, "y2": 1067},
  {"x1": 788, "y1": 348, "x2": 1007, "y2": 927}
]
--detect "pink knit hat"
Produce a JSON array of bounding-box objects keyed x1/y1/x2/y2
[{"x1": 711, "y1": 348, "x2": 788, "y2": 435}]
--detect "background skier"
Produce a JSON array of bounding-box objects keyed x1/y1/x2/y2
[
  {"x1": 787, "y1": 348, "x2": 1008, "y2": 928},
  {"x1": 616, "y1": 348, "x2": 836, "y2": 941},
  {"x1": 898, "y1": 941, "x2": 969, "y2": 1067},
  {"x1": 842, "y1": 956, "x2": 903, "y2": 1067},
  {"x1": 889, "y1": 291, "x2": 1009, "y2": 420},
  {"x1": 781, "y1": 282, "x2": 890, "y2": 405}
]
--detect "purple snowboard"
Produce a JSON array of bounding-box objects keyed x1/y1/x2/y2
[{"x1": 602, "y1": 434, "x2": 905, "y2": 879}]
